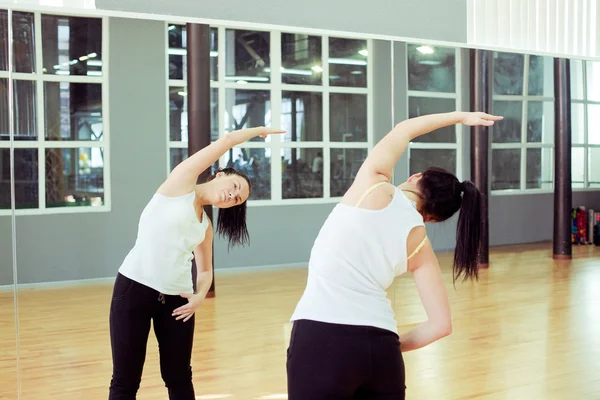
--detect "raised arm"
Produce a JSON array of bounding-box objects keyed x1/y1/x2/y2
[
  {"x1": 352, "y1": 111, "x2": 502, "y2": 189},
  {"x1": 157, "y1": 127, "x2": 284, "y2": 197}
]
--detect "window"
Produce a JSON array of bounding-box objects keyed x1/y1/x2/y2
[
  {"x1": 406, "y1": 44, "x2": 462, "y2": 178},
  {"x1": 0, "y1": 10, "x2": 108, "y2": 214},
  {"x1": 571, "y1": 59, "x2": 600, "y2": 189},
  {"x1": 491, "y1": 52, "x2": 554, "y2": 193},
  {"x1": 166, "y1": 23, "x2": 373, "y2": 204}
]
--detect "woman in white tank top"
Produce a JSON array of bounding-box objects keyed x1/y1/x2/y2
[
  {"x1": 108, "y1": 126, "x2": 285, "y2": 400},
  {"x1": 287, "y1": 111, "x2": 503, "y2": 400}
]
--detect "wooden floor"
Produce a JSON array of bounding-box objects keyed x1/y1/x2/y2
[{"x1": 1, "y1": 243, "x2": 600, "y2": 399}]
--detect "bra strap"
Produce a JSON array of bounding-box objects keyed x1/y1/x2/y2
[
  {"x1": 355, "y1": 181, "x2": 388, "y2": 207},
  {"x1": 407, "y1": 236, "x2": 428, "y2": 260}
]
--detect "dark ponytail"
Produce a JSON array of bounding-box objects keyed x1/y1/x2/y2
[
  {"x1": 453, "y1": 180, "x2": 484, "y2": 282},
  {"x1": 207, "y1": 167, "x2": 251, "y2": 249},
  {"x1": 418, "y1": 167, "x2": 484, "y2": 283}
]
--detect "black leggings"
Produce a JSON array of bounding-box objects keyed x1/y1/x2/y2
[
  {"x1": 286, "y1": 319, "x2": 406, "y2": 400},
  {"x1": 108, "y1": 273, "x2": 195, "y2": 400}
]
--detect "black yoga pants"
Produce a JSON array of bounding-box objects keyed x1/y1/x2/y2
[
  {"x1": 286, "y1": 319, "x2": 406, "y2": 399},
  {"x1": 108, "y1": 273, "x2": 195, "y2": 400}
]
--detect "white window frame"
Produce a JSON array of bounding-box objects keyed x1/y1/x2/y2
[
  {"x1": 491, "y1": 53, "x2": 555, "y2": 196},
  {"x1": 572, "y1": 60, "x2": 600, "y2": 190},
  {"x1": 166, "y1": 22, "x2": 373, "y2": 206},
  {"x1": 406, "y1": 45, "x2": 463, "y2": 181},
  {"x1": 0, "y1": 9, "x2": 110, "y2": 216}
]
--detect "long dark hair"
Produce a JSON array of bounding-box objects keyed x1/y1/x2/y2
[
  {"x1": 206, "y1": 167, "x2": 251, "y2": 249},
  {"x1": 417, "y1": 167, "x2": 484, "y2": 282}
]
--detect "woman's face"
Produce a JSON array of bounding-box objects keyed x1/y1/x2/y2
[{"x1": 209, "y1": 172, "x2": 251, "y2": 208}]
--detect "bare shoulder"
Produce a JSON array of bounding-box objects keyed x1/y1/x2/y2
[
  {"x1": 340, "y1": 169, "x2": 393, "y2": 210},
  {"x1": 406, "y1": 226, "x2": 435, "y2": 272}
]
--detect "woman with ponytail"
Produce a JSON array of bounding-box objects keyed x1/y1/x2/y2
[
  {"x1": 108, "y1": 126, "x2": 284, "y2": 400},
  {"x1": 287, "y1": 111, "x2": 502, "y2": 400}
]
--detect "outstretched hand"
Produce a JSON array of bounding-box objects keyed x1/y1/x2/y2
[
  {"x1": 460, "y1": 112, "x2": 503, "y2": 127},
  {"x1": 257, "y1": 126, "x2": 286, "y2": 138}
]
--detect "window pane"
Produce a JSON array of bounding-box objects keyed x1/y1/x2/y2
[
  {"x1": 492, "y1": 100, "x2": 522, "y2": 143},
  {"x1": 0, "y1": 10, "x2": 7, "y2": 71},
  {"x1": 169, "y1": 148, "x2": 186, "y2": 172},
  {"x1": 169, "y1": 87, "x2": 218, "y2": 142},
  {"x1": 570, "y1": 60, "x2": 585, "y2": 100},
  {"x1": 407, "y1": 44, "x2": 456, "y2": 93},
  {"x1": 282, "y1": 148, "x2": 323, "y2": 199},
  {"x1": 223, "y1": 148, "x2": 271, "y2": 200},
  {"x1": 45, "y1": 148, "x2": 103, "y2": 208},
  {"x1": 527, "y1": 55, "x2": 553, "y2": 96},
  {"x1": 42, "y1": 15, "x2": 102, "y2": 76},
  {"x1": 330, "y1": 93, "x2": 367, "y2": 142},
  {"x1": 44, "y1": 82, "x2": 102, "y2": 141},
  {"x1": 330, "y1": 148, "x2": 367, "y2": 197},
  {"x1": 224, "y1": 89, "x2": 271, "y2": 143},
  {"x1": 328, "y1": 37, "x2": 367, "y2": 88},
  {"x1": 588, "y1": 104, "x2": 600, "y2": 145},
  {"x1": 225, "y1": 29, "x2": 270, "y2": 84},
  {"x1": 0, "y1": 148, "x2": 38, "y2": 208},
  {"x1": 281, "y1": 91, "x2": 322, "y2": 142},
  {"x1": 572, "y1": 147, "x2": 585, "y2": 188},
  {"x1": 493, "y1": 52, "x2": 524, "y2": 95},
  {"x1": 526, "y1": 148, "x2": 553, "y2": 189},
  {"x1": 0, "y1": 79, "x2": 7, "y2": 140},
  {"x1": 409, "y1": 149, "x2": 456, "y2": 177},
  {"x1": 586, "y1": 61, "x2": 600, "y2": 102},
  {"x1": 282, "y1": 33, "x2": 322, "y2": 85},
  {"x1": 13, "y1": 12, "x2": 35, "y2": 73},
  {"x1": 409, "y1": 97, "x2": 456, "y2": 143},
  {"x1": 572, "y1": 103, "x2": 585, "y2": 144},
  {"x1": 492, "y1": 149, "x2": 520, "y2": 190},
  {"x1": 589, "y1": 148, "x2": 600, "y2": 188},
  {"x1": 168, "y1": 25, "x2": 217, "y2": 81},
  {"x1": 13, "y1": 80, "x2": 37, "y2": 141},
  {"x1": 527, "y1": 101, "x2": 553, "y2": 143}
]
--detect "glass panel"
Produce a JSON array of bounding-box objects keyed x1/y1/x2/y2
[
  {"x1": 0, "y1": 79, "x2": 7, "y2": 139},
  {"x1": 42, "y1": 15, "x2": 102, "y2": 76},
  {"x1": 409, "y1": 97, "x2": 456, "y2": 143},
  {"x1": 409, "y1": 148, "x2": 456, "y2": 176},
  {"x1": 13, "y1": 11, "x2": 35, "y2": 73},
  {"x1": 169, "y1": 87, "x2": 218, "y2": 142},
  {"x1": 281, "y1": 33, "x2": 322, "y2": 85},
  {"x1": 282, "y1": 147, "x2": 323, "y2": 198},
  {"x1": 527, "y1": 55, "x2": 553, "y2": 96},
  {"x1": 225, "y1": 29, "x2": 270, "y2": 83},
  {"x1": 169, "y1": 147, "x2": 186, "y2": 172},
  {"x1": 588, "y1": 104, "x2": 600, "y2": 145},
  {"x1": 330, "y1": 148, "x2": 367, "y2": 197},
  {"x1": 281, "y1": 91, "x2": 322, "y2": 142},
  {"x1": 492, "y1": 100, "x2": 522, "y2": 143},
  {"x1": 12, "y1": 80, "x2": 37, "y2": 141},
  {"x1": 492, "y1": 149, "x2": 520, "y2": 190},
  {"x1": 572, "y1": 147, "x2": 585, "y2": 188},
  {"x1": 168, "y1": 25, "x2": 217, "y2": 81},
  {"x1": 407, "y1": 44, "x2": 456, "y2": 93},
  {"x1": 526, "y1": 148, "x2": 553, "y2": 189},
  {"x1": 586, "y1": 61, "x2": 600, "y2": 102},
  {"x1": 44, "y1": 82, "x2": 103, "y2": 141},
  {"x1": 5, "y1": 148, "x2": 38, "y2": 208},
  {"x1": 224, "y1": 89, "x2": 271, "y2": 143},
  {"x1": 223, "y1": 147, "x2": 271, "y2": 200},
  {"x1": 589, "y1": 147, "x2": 600, "y2": 188},
  {"x1": 571, "y1": 103, "x2": 585, "y2": 144},
  {"x1": 527, "y1": 101, "x2": 553, "y2": 143},
  {"x1": 45, "y1": 148, "x2": 104, "y2": 207},
  {"x1": 328, "y1": 37, "x2": 367, "y2": 87},
  {"x1": 493, "y1": 52, "x2": 524, "y2": 95},
  {"x1": 329, "y1": 93, "x2": 367, "y2": 142},
  {"x1": 570, "y1": 59, "x2": 585, "y2": 100},
  {"x1": 0, "y1": 10, "x2": 7, "y2": 71}
]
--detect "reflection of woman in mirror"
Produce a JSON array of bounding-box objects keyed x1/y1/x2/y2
[
  {"x1": 107, "y1": 126, "x2": 284, "y2": 400},
  {"x1": 287, "y1": 112, "x2": 502, "y2": 399}
]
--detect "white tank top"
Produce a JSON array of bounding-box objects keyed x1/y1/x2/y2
[
  {"x1": 290, "y1": 184, "x2": 425, "y2": 334},
  {"x1": 118, "y1": 191, "x2": 209, "y2": 295}
]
